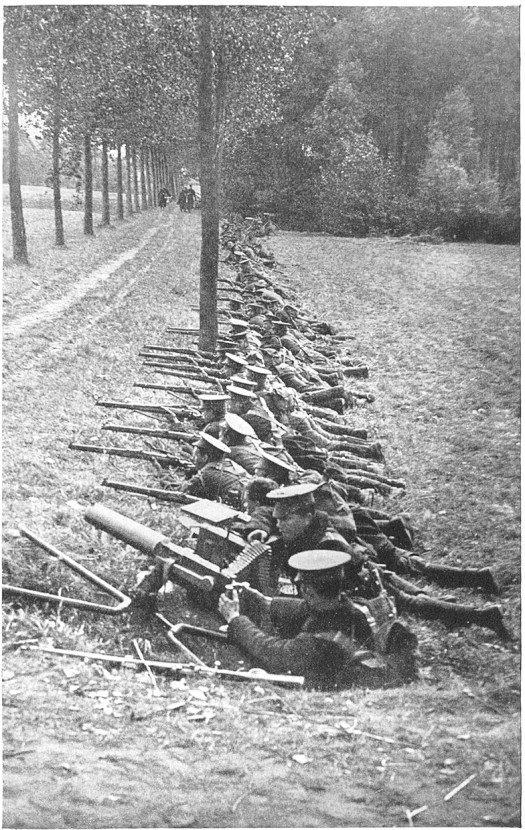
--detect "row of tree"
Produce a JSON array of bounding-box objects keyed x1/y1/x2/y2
[
  {"x1": 4, "y1": 8, "x2": 519, "y2": 338},
  {"x1": 5, "y1": 6, "x2": 316, "y2": 346}
]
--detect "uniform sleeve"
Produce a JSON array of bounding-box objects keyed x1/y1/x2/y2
[
  {"x1": 228, "y1": 615, "x2": 345, "y2": 686},
  {"x1": 243, "y1": 506, "x2": 275, "y2": 539},
  {"x1": 181, "y1": 472, "x2": 206, "y2": 498}
]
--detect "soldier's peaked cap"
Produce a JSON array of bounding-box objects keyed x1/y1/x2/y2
[
  {"x1": 197, "y1": 393, "x2": 229, "y2": 404},
  {"x1": 246, "y1": 364, "x2": 271, "y2": 376},
  {"x1": 258, "y1": 450, "x2": 296, "y2": 472},
  {"x1": 288, "y1": 549, "x2": 350, "y2": 573},
  {"x1": 229, "y1": 374, "x2": 257, "y2": 389},
  {"x1": 228, "y1": 318, "x2": 249, "y2": 329},
  {"x1": 267, "y1": 483, "x2": 319, "y2": 501},
  {"x1": 257, "y1": 290, "x2": 283, "y2": 304},
  {"x1": 227, "y1": 384, "x2": 256, "y2": 398},
  {"x1": 194, "y1": 432, "x2": 231, "y2": 454},
  {"x1": 224, "y1": 412, "x2": 257, "y2": 437},
  {"x1": 224, "y1": 352, "x2": 248, "y2": 366}
]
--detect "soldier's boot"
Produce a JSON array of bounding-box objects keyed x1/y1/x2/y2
[
  {"x1": 408, "y1": 558, "x2": 500, "y2": 594},
  {"x1": 376, "y1": 517, "x2": 415, "y2": 550},
  {"x1": 342, "y1": 365, "x2": 369, "y2": 379},
  {"x1": 301, "y1": 385, "x2": 346, "y2": 405},
  {"x1": 392, "y1": 589, "x2": 510, "y2": 638}
]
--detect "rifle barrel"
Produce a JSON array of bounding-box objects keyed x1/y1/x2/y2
[
  {"x1": 69, "y1": 443, "x2": 187, "y2": 467},
  {"x1": 102, "y1": 424, "x2": 195, "y2": 442},
  {"x1": 102, "y1": 479, "x2": 198, "y2": 504}
]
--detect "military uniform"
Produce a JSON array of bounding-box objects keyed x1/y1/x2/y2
[
  {"x1": 182, "y1": 458, "x2": 248, "y2": 507},
  {"x1": 226, "y1": 550, "x2": 418, "y2": 689},
  {"x1": 229, "y1": 445, "x2": 261, "y2": 475}
]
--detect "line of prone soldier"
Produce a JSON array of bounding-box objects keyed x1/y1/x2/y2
[{"x1": 138, "y1": 221, "x2": 510, "y2": 691}]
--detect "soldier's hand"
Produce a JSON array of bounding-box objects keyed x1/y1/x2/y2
[
  {"x1": 247, "y1": 529, "x2": 269, "y2": 544},
  {"x1": 218, "y1": 588, "x2": 240, "y2": 623}
]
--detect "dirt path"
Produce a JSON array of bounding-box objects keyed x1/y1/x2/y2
[
  {"x1": 3, "y1": 214, "x2": 520, "y2": 828},
  {"x1": 3, "y1": 226, "x2": 162, "y2": 339}
]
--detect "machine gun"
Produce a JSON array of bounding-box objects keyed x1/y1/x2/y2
[
  {"x1": 2, "y1": 527, "x2": 302, "y2": 687},
  {"x1": 85, "y1": 503, "x2": 272, "y2": 604}
]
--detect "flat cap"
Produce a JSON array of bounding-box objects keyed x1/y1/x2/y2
[
  {"x1": 224, "y1": 412, "x2": 257, "y2": 437},
  {"x1": 288, "y1": 549, "x2": 351, "y2": 572},
  {"x1": 194, "y1": 432, "x2": 231, "y2": 454}
]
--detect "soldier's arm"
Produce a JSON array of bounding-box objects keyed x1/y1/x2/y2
[
  {"x1": 180, "y1": 472, "x2": 206, "y2": 497},
  {"x1": 227, "y1": 615, "x2": 345, "y2": 683}
]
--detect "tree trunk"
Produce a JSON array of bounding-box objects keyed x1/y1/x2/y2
[
  {"x1": 198, "y1": 6, "x2": 219, "y2": 351},
  {"x1": 151, "y1": 148, "x2": 159, "y2": 207},
  {"x1": 131, "y1": 147, "x2": 140, "y2": 211},
  {"x1": 125, "y1": 143, "x2": 133, "y2": 215},
  {"x1": 140, "y1": 144, "x2": 148, "y2": 210},
  {"x1": 52, "y1": 86, "x2": 65, "y2": 247},
  {"x1": 145, "y1": 146, "x2": 153, "y2": 207},
  {"x1": 116, "y1": 144, "x2": 124, "y2": 220},
  {"x1": 83, "y1": 132, "x2": 94, "y2": 236},
  {"x1": 6, "y1": 41, "x2": 29, "y2": 264},
  {"x1": 101, "y1": 140, "x2": 110, "y2": 226}
]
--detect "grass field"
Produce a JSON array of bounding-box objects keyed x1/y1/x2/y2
[{"x1": 2, "y1": 193, "x2": 520, "y2": 828}]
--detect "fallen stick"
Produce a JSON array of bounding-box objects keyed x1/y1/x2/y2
[
  {"x1": 443, "y1": 773, "x2": 477, "y2": 801},
  {"x1": 37, "y1": 645, "x2": 305, "y2": 688},
  {"x1": 405, "y1": 805, "x2": 428, "y2": 826}
]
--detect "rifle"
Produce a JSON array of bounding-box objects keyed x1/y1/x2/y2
[
  {"x1": 38, "y1": 645, "x2": 304, "y2": 688},
  {"x1": 69, "y1": 443, "x2": 195, "y2": 471},
  {"x1": 103, "y1": 479, "x2": 199, "y2": 504},
  {"x1": 96, "y1": 400, "x2": 200, "y2": 419},
  {"x1": 142, "y1": 345, "x2": 216, "y2": 360},
  {"x1": 85, "y1": 503, "x2": 271, "y2": 602},
  {"x1": 102, "y1": 424, "x2": 196, "y2": 444},
  {"x1": 139, "y1": 351, "x2": 208, "y2": 365},
  {"x1": 147, "y1": 369, "x2": 223, "y2": 389},
  {"x1": 133, "y1": 382, "x2": 203, "y2": 397}
]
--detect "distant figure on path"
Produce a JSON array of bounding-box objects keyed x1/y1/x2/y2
[
  {"x1": 186, "y1": 185, "x2": 197, "y2": 213},
  {"x1": 177, "y1": 186, "x2": 189, "y2": 212},
  {"x1": 158, "y1": 187, "x2": 171, "y2": 209}
]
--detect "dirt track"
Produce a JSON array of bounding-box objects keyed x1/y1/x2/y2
[{"x1": 3, "y1": 206, "x2": 520, "y2": 828}]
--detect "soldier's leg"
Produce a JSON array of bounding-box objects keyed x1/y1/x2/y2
[
  {"x1": 391, "y1": 587, "x2": 510, "y2": 638},
  {"x1": 407, "y1": 557, "x2": 500, "y2": 594},
  {"x1": 354, "y1": 508, "x2": 499, "y2": 594}
]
